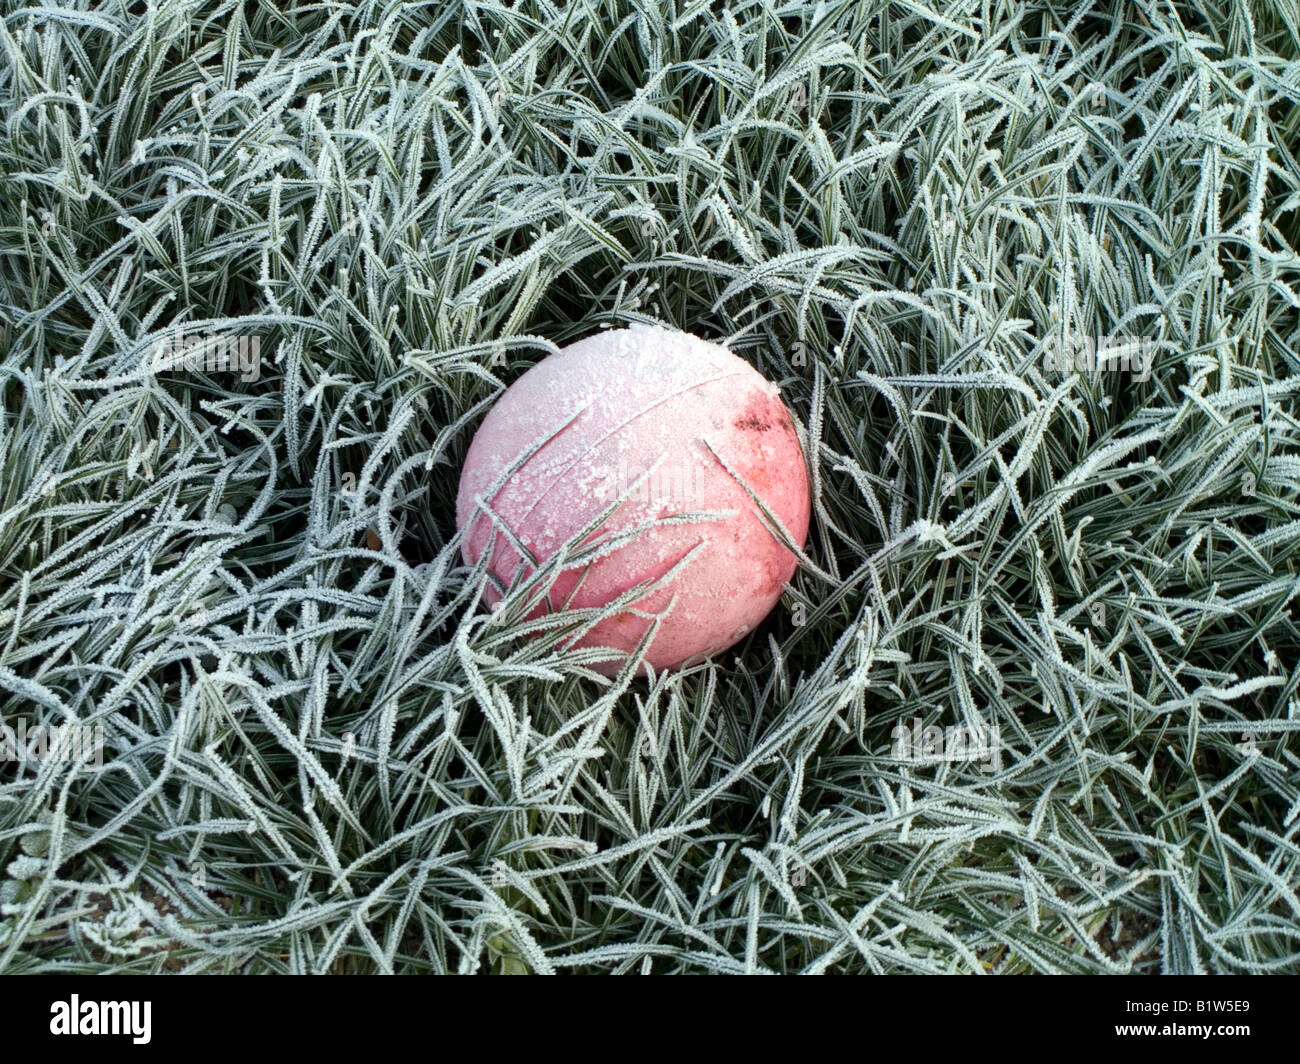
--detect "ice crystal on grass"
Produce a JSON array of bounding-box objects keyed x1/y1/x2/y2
[{"x1": 1, "y1": 0, "x2": 1299, "y2": 974}]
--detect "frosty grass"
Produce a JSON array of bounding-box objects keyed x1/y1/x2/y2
[{"x1": 1, "y1": 0, "x2": 1299, "y2": 973}]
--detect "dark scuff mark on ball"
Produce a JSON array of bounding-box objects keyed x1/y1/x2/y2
[{"x1": 734, "y1": 397, "x2": 774, "y2": 432}]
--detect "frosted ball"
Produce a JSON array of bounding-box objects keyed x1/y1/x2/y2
[{"x1": 455, "y1": 325, "x2": 811, "y2": 675}]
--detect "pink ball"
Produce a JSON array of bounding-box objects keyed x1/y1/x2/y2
[{"x1": 455, "y1": 325, "x2": 811, "y2": 675}]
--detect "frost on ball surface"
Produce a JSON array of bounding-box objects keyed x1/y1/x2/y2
[{"x1": 455, "y1": 325, "x2": 811, "y2": 676}]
